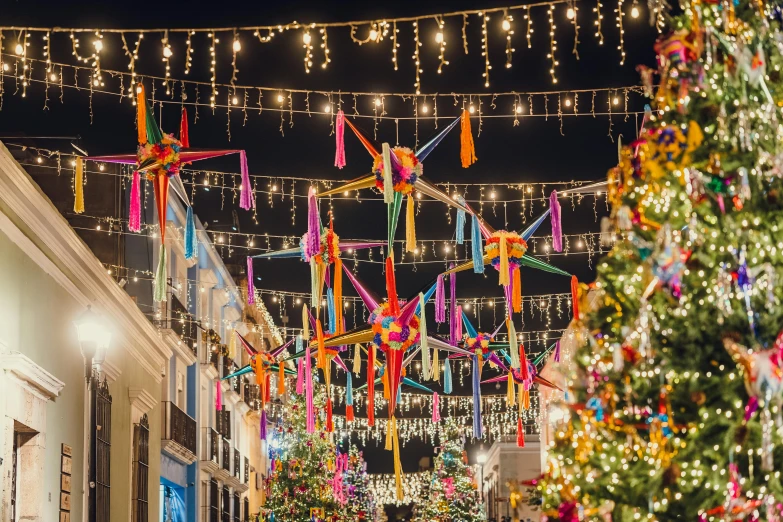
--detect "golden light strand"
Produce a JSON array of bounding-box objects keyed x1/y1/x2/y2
[
  {"x1": 480, "y1": 12, "x2": 491, "y2": 87},
  {"x1": 208, "y1": 32, "x2": 218, "y2": 108},
  {"x1": 319, "y1": 28, "x2": 331, "y2": 69},
  {"x1": 435, "y1": 16, "x2": 448, "y2": 74},
  {"x1": 524, "y1": 6, "x2": 533, "y2": 49},
  {"x1": 302, "y1": 28, "x2": 313, "y2": 73},
  {"x1": 594, "y1": 0, "x2": 605, "y2": 45},
  {"x1": 568, "y1": 0, "x2": 580, "y2": 59},
  {"x1": 412, "y1": 20, "x2": 422, "y2": 94},
  {"x1": 615, "y1": 0, "x2": 626, "y2": 65},
  {"x1": 391, "y1": 21, "x2": 399, "y2": 70},
  {"x1": 184, "y1": 31, "x2": 194, "y2": 74},
  {"x1": 161, "y1": 30, "x2": 171, "y2": 94},
  {"x1": 547, "y1": 5, "x2": 559, "y2": 84},
  {"x1": 502, "y1": 11, "x2": 515, "y2": 69}
]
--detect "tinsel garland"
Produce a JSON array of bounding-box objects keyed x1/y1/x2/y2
[
  {"x1": 456, "y1": 197, "x2": 466, "y2": 244},
  {"x1": 306, "y1": 187, "x2": 320, "y2": 260},
  {"x1": 460, "y1": 109, "x2": 477, "y2": 168},
  {"x1": 449, "y1": 268, "x2": 458, "y2": 345},
  {"x1": 419, "y1": 292, "x2": 431, "y2": 380},
  {"x1": 238, "y1": 150, "x2": 254, "y2": 210},
  {"x1": 129, "y1": 170, "x2": 141, "y2": 232},
  {"x1": 435, "y1": 274, "x2": 446, "y2": 323},
  {"x1": 550, "y1": 189, "x2": 563, "y2": 252},
  {"x1": 184, "y1": 205, "x2": 197, "y2": 260},
  {"x1": 179, "y1": 107, "x2": 190, "y2": 148},
  {"x1": 381, "y1": 143, "x2": 394, "y2": 204},
  {"x1": 153, "y1": 245, "x2": 167, "y2": 302},
  {"x1": 444, "y1": 358, "x2": 453, "y2": 394},
  {"x1": 471, "y1": 213, "x2": 484, "y2": 273},
  {"x1": 352, "y1": 344, "x2": 362, "y2": 375},
  {"x1": 472, "y1": 355, "x2": 483, "y2": 439},
  {"x1": 432, "y1": 392, "x2": 441, "y2": 422}
]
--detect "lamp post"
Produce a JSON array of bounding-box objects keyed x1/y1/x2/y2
[
  {"x1": 73, "y1": 305, "x2": 112, "y2": 384},
  {"x1": 476, "y1": 451, "x2": 487, "y2": 504}
]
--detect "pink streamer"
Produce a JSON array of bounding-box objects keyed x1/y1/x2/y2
[
  {"x1": 554, "y1": 340, "x2": 561, "y2": 363},
  {"x1": 432, "y1": 392, "x2": 441, "y2": 422},
  {"x1": 306, "y1": 187, "x2": 320, "y2": 260},
  {"x1": 435, "y1": 274, "x2": 446, "y2": 323},
  {"x1": 305, "y1": 346, "x2": 315, "y2": 433},
  {"x1": 247, "y1": 257, "x2": 255, "y2": 305},
  {"x1": 239, "y1": 150, "x2": 255, "y2": 210},
  {"x1": 550, "y1": 190, "x2": 563, "y2": 252},
  {"x1": 334, "y1": 110, "x2": 346, "y2": 169},
  {"x1": 449, "y1": 268, "x2": 459, "y2": 345},
  {"x1": 296, "y1": 358, "x2": 304, "y2": 395},
  {"x1": 129, "y1": 170, "x2": 141, "y2": 232},
  {"x1": 215, "y1": 380, "x2": 223, "y2": 411}
]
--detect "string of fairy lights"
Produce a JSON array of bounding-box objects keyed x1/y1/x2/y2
[{"x1": 0, "y1": 0, "x2": 648, "y2": 100}]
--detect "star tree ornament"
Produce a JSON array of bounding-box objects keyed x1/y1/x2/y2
[
  {"x1": 723, "y1": 332, "x2": 783, "y2": 471},
  {"x1": 76, "y1": 84, "x2": 254, "y2": 301}
]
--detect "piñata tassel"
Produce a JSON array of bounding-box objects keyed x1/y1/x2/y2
[
  {"x1": 74, "y1": 157, "x2": 85, "y2": 214},
  {"x1": 215, "y1": 380, "x2": 223, "y2": 411},
  {"x1": 129, "y1": 170, "x2": 141, "y2": 232},
  {"x1": 154, "y1": 246, "x2": 168, "y2": 302},
  {"x1": 523, "y1": 387, "x2": 530, "y2": 409},
  {"x1": 396, "y1": 383, "x2": 402, "y2": 406},
  {"x1": 306, "y1": 187, "x2": 320, "y2": 260},
  {"x1": 239, "y1": 150, "x2": 255, "y2": 210},
  {"x1": 326, "y1": 397, "x2": 334, "y2": 433},
  {"x1": 265, "y1": 374, "x2": 271, "y2": 403},
  {"x1": 419, "y1": 293, "x2": 431, "y2": 380},
  {"x1": 327, "y1": 287, "x2": 337, "y2": 335},
  {"x1": 460, "y1": 109, "x2": 477, "y2": 168},
  {"x1": 508, "y1": 319, "x2": 520, "y2": 369},
  {"x1": 185, "y1": 205, "x2": 197, "y2": 260},
  {"x1": 472, "y1": 355, "x2": 483, "y2": 439},
  {"x1": 498, "y1": 234, "x2": 510, "y2": 286},
  {"x1": 310, "y1": 259, "x2": 319, "y2": 308},
  {"x1": 435, "y1": 274, "x2": 446, "y2": 323},
  {"x1": 471, "y1": 214, "x2": 484, "y2": 273},
  {"x1": 345, "y1": 372, "x2": 354, "y2": 421},
  {"x1": 550, "y1": 190, "x2": 563, "y2": 252},
  {"x1": 381, "y1": 143, "x2": 394, "y2": 204},
  {"x1": 385, "y1": 419, "x2": 393, "y2": 450},
  {"x1": 247, "y1": 257, "x2": 256, "y2": 305},
  {"x1": 367, "y1": 346, "x2": 376, "y2": 426},
  {"x1": 352, "y1": 344, "x2": 362, "y2": 375},
  {"x1": 444, "y1": 358, "x2": 453, "y2": 394},
  {"x1": 137, "y1": 84, "x2": 147, "y2": 144},
  {"x1": 334, "y1": 110, "x2": 346, "y2": 169},
  {"x1": 333, "y1": 258, "x2": 343, "y2": 334},
  {"x1": 571, "y1": 275, "x2": 580, "y2": 320},
  {"x1": 260, "y1": 409, "x2": 267, "y2": 441},
  {"x1": 179, "y1": 107, "x2": 190, "y2": 148},
  {"x1": 385, "y1": 256, "x2": 400, "y2": 314},
  {"x1": 456, "y1": 197, "x2": 466, "y2": 244},
  {"x1": 391, "y1": 417, "x2": 404, "y2": 501},
  {"x1": 296, "y1": 357, "x2": 304, "y2": 395},
  {"x1": 405, "y1": 194, "x2": 416, "y2": 253},
  {"x1": 382, "y1": 370, "x2": 390, "y2": 400},
  {"x1": 507, "y1": 372, "x2": 516, "y2": 406},
  {"x1": 512, "y1": 267, "x2": 522, "y2": 314},
  {"x1": 449, "y1": 269, "x2": 459, "y2": 345},
  {"x1": 554, "y1": 340, "x2": 561, "y2": 363},
  {"x1": 432, "y1": 392, "x2": 441, "y2": 422},
  {"x1": 517, "y1": 418, "x2": 525, "y2": 447},
  {"x1": 520, "y1": 343, "x2": 529, "y2": 380},
  {"x1": 277, "y1": 362, "x2": 285, "y2": 396},
  {"x1": 305, "y1": 345, "x2": 315, "y2": 433},
  {"x1": 518, "y1": 384, "x2": 525, "y2": 413},
  {"x1": 432, "y1": 348, "x2": 440, "y2": 381},
  {"x1": 302, "y1": 306, "x2": 310, "y2": 342}
]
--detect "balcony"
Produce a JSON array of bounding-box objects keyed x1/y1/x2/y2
[
  {"x1": 161, "y1": 402, "x2": 197, "y2": 465},
  {"x1": 233, "y1": 449, "x2": 240, "y2": 479},
  {"x1": 244, "y1": 457, "x2": 249, "y2": 485},
  {"x1": 215, "y1": 437, "x2": 232, "y2": 482},
  {"x1": 199, "y1": 427, "x2": 220, "y2": 474},
  {"x1": 243, "y1": 381, "x2": 260, "y2": 412}
]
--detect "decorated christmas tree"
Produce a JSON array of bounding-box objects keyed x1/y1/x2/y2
[
  {"x1": 263, "y1": 386, "x2": 342, "y2": 521},
  {"x1": 539, "y1": 1, "x2": 783, "y2": 520},
  {"x1": 334, "y1": 445, "x2": 376, "y2": 521},
  {"x1": 412, "y1": 419, "x2": 485, "y2": 522}
]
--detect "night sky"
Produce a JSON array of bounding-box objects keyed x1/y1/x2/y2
[{"x1": 0, "y1": 0, "x2": 658, "y2": 517}]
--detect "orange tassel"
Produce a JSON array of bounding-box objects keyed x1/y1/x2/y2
[
  {"x1": 316, "y1": 319, "x2": 325, "y2": 369},
  {"x1": 277, "y1": 362, "x2": 285, "y2": 396},
  {"x1": 179, "y1": 107, "x2": 190, "y2": 148},
  {"x1": 385, "y1": 256, "x2": 400, "y2": 314},
  {"x1": 383, "y1": 370, "x2": 390, "y2": 400},
  {"x1": 571, "y1": 275, "x2": 580, "y2": 320},
  {"x1": 334, "y1": 258, "x2": 343, "y2": 334},
  {"x1": 512, "y1": 267, "x2": 522, "y2": 314},
  {"x1": 137, "y1": 84, "x2": 147, "y2": 144},
  {"x1": 523, "y1": 388, "x2": 530, "y2": 410},
  {"x1": 326, "y1": 397, "x2": 334, "y2": 432},
  {"x1": 517, "y1": 418, "x2": 526, "y2": 447},
  {"x1": 460, "y1": 109, "x2": 477, "y2": 168}
]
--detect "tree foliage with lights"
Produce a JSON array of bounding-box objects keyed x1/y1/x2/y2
[
  {"x1": 262, "y1": 386, "x2": 342, "y2": 521},
  {"x1": 335, "y1": 445, "x2": 377, "y2": 521},
  {"x1": 411, "y1": 419, "x2": 484, "y2": 522},
  {"x1": 539, "y1": 1, "x2": 783, "y2": 520}
]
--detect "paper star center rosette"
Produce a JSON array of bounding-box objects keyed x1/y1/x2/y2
[
  {"x1": 372, "y1": 146, "x2": 421, "y2": 195},
  {"x1": 465, "y1": 332, "x2": 492, "y2": 356},
  {"x1": 369, "y1": 302, "x2": 421, "y2": 352},
  {"x1": 485, "y1": 231, "x2": 528, "y2": 270},
  {"x1": 138, "y1": 133, "x2": 182, "y2": 178}
]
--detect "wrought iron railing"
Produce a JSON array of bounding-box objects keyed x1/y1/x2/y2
[
  {"x1": 202, "y1": 427, "x2": 219, "y2": 463},
  {"x1": 233, "y1": 449, "x2": 240, "y2": 479},
  {"x1": 221, "y1": 438, "x2": 230, "y2": 471},
  {"x1": 162, "y1": 401, "x2": 197, "y2": 456},
  {"x1": 209, "y1": 479, "x2": 219, "y2": 522},
  {"x1": 244, "y1": 456, "x2": 249, "y2": 484},
  {"x1": 91, "y1": 376, "x2": 112, "y2": 522}
]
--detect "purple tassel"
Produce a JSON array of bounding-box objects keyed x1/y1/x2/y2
[
  {"x1": 306, "y1": 187, "x2": 321, "y2": 261},
  {"x1": 554, "y1": 340, "x2": 561, "y2": 362},
  {"x1": 247, "y1": 257, "x2": 255, "y2": 305},
  {"x1": 435, "y1": 274, "x2": 446, "y2": 323},
  {"x1": 744, "y1": 396, "x2": 759, "y2": 422},
  {"x1": 239, "y1": 151, "x2": 255, "y2": 210},
  {"x1": 296, "y1": 358, "x2": 304, "y2": 395},
  {"x1": 260, "y1": 409, "x2": 267, "y2": 440},
  {"x1": 472, "y1": 355, "x2": 483, "y2": 439},
  {"x1": 550, "y1": 190, "x2": 563, "y2": 252},
  {"x1": 449, "y1": 268, "x2": 459, "y2": 345}
]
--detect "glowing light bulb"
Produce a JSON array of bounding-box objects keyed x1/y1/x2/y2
[
  {"x1": 233, "y1": 39, "x2": 242, "y2": 52},
  {"x1": 93, "y1": 39, "x2": 103, "y2": 52},
  {"x1": 374, "y1": 98, "x2": 382, "y2": 106},
  {"x1": 564, "y1": 98, "x2": 572, "y2": 107},
  {"x1": 49, "y1": 72, "x2": 58, "y2": 81},
  {"x1": 435, "y1": 32, "x2": 444, "y2": 43},
  {"x1": 343, "y1": 191, "x2": 350, "y2": 196},
  {"x1": 469, "y1": 104, "x2": 476, "y2": 114},
  {"x1": 136, "y1": 84, "x2": 143, "y2": 94},
  {"x1": 271, "y1": 184, "x2": 278, "y2": 191},
  {"x1": 490, "y1": 191, "x2": 496, "y2": 199},
  {"x1": 566, "y1": 7, "x2": 575, "y2": 19},
  {"x1": 2, "y1": 63, "x2": 8, "y2": 72},
  {"x1": 98, "y1": 164, "x2": 105, "y2": 171},
  {"x1": 612, "y1": 96, "x2": 620, "y2": 106},
  {"x1": 163, "y1": 45, "x2": 173, "y2": 58},
  {"x1": 515, "y1": 105, "x2": 523, "y2": 114},
  {"x1": 631, "y1": 5, "x2": 640, "y2": 17},
  {"x1": 303, "y1": 32, "x2": 312, "y2": 45},
  {"x1": 14, "y1": 43, "x2": 23, "y2": 55},
  {"x1": 369, "y1": 28, "x2": 378, "y2": 41},
  {"x1": 36, "y1": 156, "x2": 43, "y2": 164},
  {"x1": 421, "y1": 104, "x2": 429, "y2": 113},
  {"x1": 231, "y1": 96, "x2": 239, "y2": 105},
  {"x1": 277, "y1": 93, "x2": 284, "y2": 103},
  {"x1": 324, "y1": 104, "x2": 331, "y2": 113},
  {"x1": 502, "y1": 19, "x2": 511, "y2": 31}
]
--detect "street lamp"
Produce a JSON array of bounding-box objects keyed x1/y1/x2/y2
[
  {"x1": 476, "y1": 452, "x2": 487, "y2": 504},
  {"x1": 74, "y1": 305, "x2": 112, "y2": 383}
]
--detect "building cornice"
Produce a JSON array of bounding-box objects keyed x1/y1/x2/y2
[
  {"x1": 128, "y1": 387, "x2": 158, "y2": 414},
  {"x1": 0, "y1": 351, "x2": 65, "y2": 401},
  {"x1": 0, "y1": 142, "x2": 171, "y2": 382}
]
